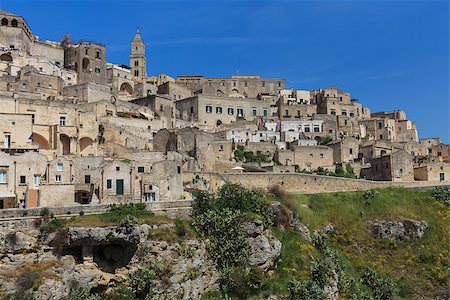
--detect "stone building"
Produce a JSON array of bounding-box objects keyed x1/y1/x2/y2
[
  {"x1": 275, "y1": 145, "x2": 334, "y2": 171},
  {"x1": 63, "y1": 40, "x2": 107, "y2": 85},
  {"x1": 360, "y1": 149, "x2": 414, "y2": 181},
  {"x1": 329, "y1": 137, "x2": 360, "y2": 164},
  {"x1": 414, "y1": 161, "x2": 449, "y2": 182}
]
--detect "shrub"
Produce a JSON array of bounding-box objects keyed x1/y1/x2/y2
[
  {"x1": 185, "y1": 266, "x2": 201, "y2": 281},
  {"x1": 268, "y1": 185, "x2": 289, "y2": 201},
  {"x1": 104, "y1": 284, "x2": 135, "y2": 300},
  {"x1": 1, "y1": 291, "x2": 35, "y2": 300},
  {"x1": 40, "y1": 207, "x2": 50, "y2": 217},
  {"x1": 363, "y1": 189, "x2": 380, "y2": 206},
  {"x1": 60, "y1": 288, "x2": 100, "y2": 300},
  {"x1": 16, "y1": 270, "x2": 42, "y2": 291},
  {"x1": 361, "y1": 267, "x2": 396, "y2": 300},
  {"x1": 127, "y1": 266, "x2": 154, "y2": 299},
  {"x1": 192, "y1": 208, "x2": 249, "y2": 271},
  {"x1": 174, "y1": 219, "x2": 186, "y2": 237},
  {"x1": 79, "y1": 211, "x2": 85, "y2": 216},
  {"x1": 288, "y1": 278, "x2": 323, "y2": 300},
  {"x1": 119, "y1": 214, "x2": 138, "y2": 226},
  {"x1": 40, "y1": 218, "x2": 64, "y2": 234},
  {"x1": 432, "y1": 186, "x2": 450, "y2": 206},
  {"x1": 219, "y1": 266, "x2": 266, "y2": 297}
]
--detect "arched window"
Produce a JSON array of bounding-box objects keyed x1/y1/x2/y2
[
  {"x1": 1, "y1": 18, "x2": 8, "y2": 26},
  {"x1": 82, "y1": 58, "x2": 90, "y2": 70},
  {"x1": 11, "y1": 19, "x2": 18, "y2": 27}
]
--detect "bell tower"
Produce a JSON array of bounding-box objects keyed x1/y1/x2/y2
[{"x1": 130, "y1": 28, "x2": 147, "y2": 82}]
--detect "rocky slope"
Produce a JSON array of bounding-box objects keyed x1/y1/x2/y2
[{"x1": 0, "y1": 218, "x2": 281, "y2": 299}]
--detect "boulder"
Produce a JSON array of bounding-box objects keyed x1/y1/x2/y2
[{"x1": 369, "y1": 219, "x2": 428, "y2": 241}]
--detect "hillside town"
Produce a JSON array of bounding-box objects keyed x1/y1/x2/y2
[{"x1": 0, "y1": 9, "x2": 449, "y2": 210}]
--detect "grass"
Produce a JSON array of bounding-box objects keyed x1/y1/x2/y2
[{"x1": 265, "y1": 187, "x2": 449, "y2": 299}]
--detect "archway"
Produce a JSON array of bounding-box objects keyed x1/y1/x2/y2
[
  {"x1": 79, "y1": 137, "x2": 94, "y2": 156},
  {"x1": 1, "y1": 18, "x2": 8, "y2": 26},
  {"x1": 60, "y1": 134, "x2": 71, "y2": 155},
  {"x1": 11, "y1": 19, "x2": 17, "y2": 27},
  {"x1": 82, "y1": 58, "x2": 90, "y2": 70},
  {"x1": 119, "y1": 82, "x2": 133, "y2": 95},
  {"x1": 75, "y1": 190, "x2": 91, "y2": 204},
  {"x1": 32, "y1": 132, "x2": 50, "y2": 150},
  {"x1": 0, "y1": 54, "x2": 12, "y2": 62}
]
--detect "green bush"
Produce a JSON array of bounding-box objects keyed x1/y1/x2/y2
[
  {"x1": 288, "y1": 278, "x2": 323, "y2": 300},
  {"x1": 16, "y1": 270, "x2": 42, "y2": 291},
  {"x1": 432, "y1": 186, "x2": 450, "y2": 206},
  {"x1": 361, "y1": 267, "x2": 396, "y2": 300},
  {"x1": 60, "y1": 288, "x2": 100, "y2": 300},
  {"x1": 104, "y1": 284, "x2": 135, "y2": 300},
  {"x1": 193, "y1": 208, "x2": 249, "y2": 270},
  {"x1": 39, "y1": 218, "x2": 64, "y2": 234},
  {"x1": 174, "y1": 219, "x2": 186, "y2": 237},
  {"x1": 126, "y1": 266, "x2": 154, "y2": 299},
  {"x1": 363, "y1": 189, "x2": 380, "y2": 206},
  {"x1": 219, "y1": 266, "x2": 266, "y2": 298},
  {"x1": 1, "y1": 291, "x2": 35, "y2": 300}
]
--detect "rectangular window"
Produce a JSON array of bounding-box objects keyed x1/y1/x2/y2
[
  {"x1": 138, "y1": 166, "x2": 145, "y2": 173},
  {"x1": 134, "y1": 70, "x2": 139, "y2": 76},
  {"x1": 95, "y1": 67, "x2": 101, "y2": 73},
  {"x1": 349, "y1": 148, "x2": 353, "y2": 154},
  {"x1": 297, "y1": 110, "x2": 301, "y2": 117},
  {"x1": 228, "y1": 107, "x2": 234, "y2": 115},
  {"x1": 342, "y1": 111, "x2": 347, "y2": 116},
  {"x1": 20, "y1": 176, "x2": 26, "y2": 184},
  {"x1": 34, "y1": 175, "x2": 41, "y2": 187},
  {"x1": 31, "y1": 114, "x2": 35, "y2": 124},
  {"x1": 57, "y1": 163, "x2": 63, "y2": 172},
  {"x1": 237, "y1": 108, "x2": 243, "y2": 117},
  {"x1": 190, "y1": 106, "x2": 194, "y2": 114},
  {"x1": 263, "y1": 109, "x2": 268, "y2": 117},
  {"x1": 106, "y1": 179, "x2": 112, "y2": 189},
  {"x1": 285, "y1": 110, "x2": 289, "y2": 117},
  {"x1": 59, "y1": 116, "x2": 66, "y2": 126},
  {"x1": 206, "y1": 105, "x2": 212, "y2": 113},
  {"x1": 216, "y1": 106, "x2": 222, "y2": 114},
  {"x1": 0, "y1": 171, "x2": 6, "y2": 183},
  {"x1": 134, "y1": 60, "x2": 139, "y2": 66},
  {"x1": 96, "y1": 50, "x2": 100, "y2": 59},
  {"x1": 314, "y1": 126, "x2": 320, "y2": 132},
  {"x1": 330, "y1": 110, "x2": 336, "y2": 115},
  {"x1": 85, "y1": 175, "x2": 91, "y2": 184},
  {"x1": 55, "y1": 175, "x2": 62, "y2": 182},
  {"x1": 378, "y1": 122, "x2": 382, "y2": 129},
  {"x1": 304, "y1": 126, "x2": 311, "y2": 132},
  {"x1": 252, "y1": 109, "x2": 257, "y2": 117}
]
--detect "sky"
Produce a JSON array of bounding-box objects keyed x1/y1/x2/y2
[{"x1": 1, "y1": 0, "x2": 449, "y2": 142}]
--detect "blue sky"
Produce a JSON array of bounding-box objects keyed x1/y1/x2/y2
[{"x1": 1, "y1": 0, "x2": 449, "y2": 142}]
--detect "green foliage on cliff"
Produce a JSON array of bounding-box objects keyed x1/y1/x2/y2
[{"x1": 268, "y1": 187, "x2": 449, "y2": 299}]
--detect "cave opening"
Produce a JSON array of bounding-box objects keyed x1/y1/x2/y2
[{"x1": 93, "y1": 241, "x2": 137, "y2": 273}]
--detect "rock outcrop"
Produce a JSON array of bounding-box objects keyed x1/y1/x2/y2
[
  {"x1": 369, "y1": 219, "x2": 428, "y2": 241},
  {"x1": 245, "y1": 220, "x2": 282, "y2": 271}
]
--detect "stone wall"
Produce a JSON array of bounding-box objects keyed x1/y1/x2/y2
[{"x1": 195, "y1": 172, "x2": 450, "y2": 194}]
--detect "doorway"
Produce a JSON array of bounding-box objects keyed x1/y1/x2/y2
[{"x1": 116, "y1": 179, "x2": 124, "y2": 195}]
